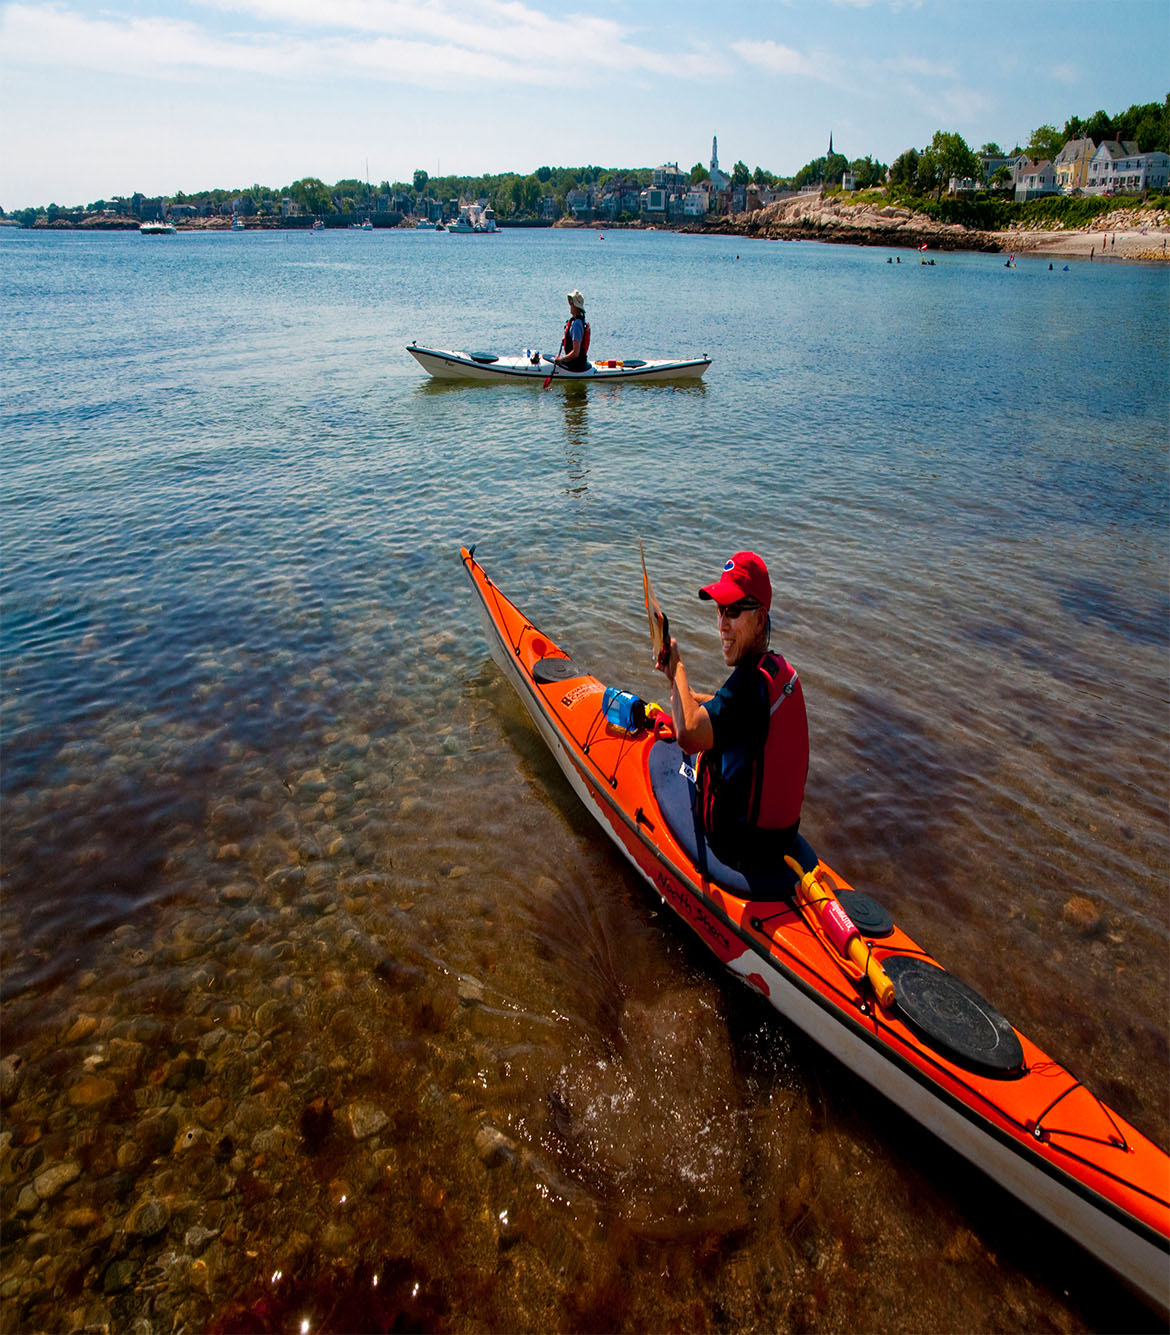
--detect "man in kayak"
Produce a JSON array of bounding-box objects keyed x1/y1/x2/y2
[
  {"x1": 657, "y1": 551, "x2": 809, "y2": 873},
  {"x1": 551, "y1": 290, "x2": 590, "y2": 372}
]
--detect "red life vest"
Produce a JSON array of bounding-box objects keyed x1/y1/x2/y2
[
  {"x1": 562, "y1": 315, "x2": 590, "y2": 370},
  {"x1": 749, "y1": 650, "x2": 808, "y2": 831},
  {"x1": 697, "y1": 651, "x2": 808, "y2": 844}
]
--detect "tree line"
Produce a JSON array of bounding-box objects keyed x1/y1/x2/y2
[
  {"x1": 888, "y1": 96, "x2": 1168, "y2": 198},
  {"x1": 7, "y1": 96, "x2": 1165, "y2": 224}
]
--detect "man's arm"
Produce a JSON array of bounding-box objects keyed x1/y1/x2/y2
[
  {"x1": 556, "y1": 330, "x2": 583, "y2": 367},
  {"x1": 659, "y1": 638, "x2": 714, "y2": 753}
]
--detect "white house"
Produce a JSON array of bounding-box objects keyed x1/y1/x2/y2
[
  {"x1": 681, "y1": 184, "x2": 711, "y2": 216},
  {"x1": 1013, "y1": 157, "x2": 1058, "y2": 201},
  {"x1": 1086, "y1": 140, "x2": 1169, "y2": 194}
]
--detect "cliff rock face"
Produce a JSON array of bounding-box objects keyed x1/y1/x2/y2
[{"x1": 695, "y1": 189, "x2": 999, "y2": 252}]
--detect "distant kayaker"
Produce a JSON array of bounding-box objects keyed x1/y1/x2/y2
[
  {"x1": 657, "y1": 551, "x2": 809, "y2": 873},
  {"x1": 552, "y1": 290, "x2": 590, "y2": 372}
]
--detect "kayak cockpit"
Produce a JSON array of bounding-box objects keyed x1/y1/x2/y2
[{"x1": 648, "y1": 738, "x2": 813, "y2": 900}]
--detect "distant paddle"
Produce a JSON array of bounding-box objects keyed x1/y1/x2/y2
[
  {"x1": 639, "y1": 538, "x2": 669, "y2": 669},
  {"x1": 542, "y1": 334, "x2": 565, "y2": 390}
]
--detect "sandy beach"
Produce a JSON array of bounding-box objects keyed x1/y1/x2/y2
[{"x1": 994, "y1": 225, "x2": 1170, "y2": 262}]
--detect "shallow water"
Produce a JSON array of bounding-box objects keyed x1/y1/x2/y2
[{"x1": 1, "y1": 227, "x2": 1167, "y2": 1333}]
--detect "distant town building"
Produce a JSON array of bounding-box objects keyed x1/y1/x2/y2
[
  {"x1": 639, "y1": 186, "x2": 667, "y2": 216},
  {"x1": 652, "y1": 162, "x2": 687, "y2": 195},
  {"x1": 681, "y1": 183, "x2": 711, "y2": 216},
  {"x1": 565, "y1": 187, "x2": 593, "y2": 220},
  {"x1": 978, "y1": 153, "x2": 1013, "y2": 184},
  {"x1": 1086, "y1": 140, "x2": 1169, "y2": 194},
  {"x1": 1013, "y1": 157, "x2": 1058, "y2": 201},
  {"x1": 1054, "y1": 138, "x2": 1096, "y2": 192},
  {"x1": 708, "y1": 136, "x2": 730, "y2": 193}
]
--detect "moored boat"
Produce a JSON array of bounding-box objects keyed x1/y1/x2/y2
[
  {"x1": 459, "y1": 545, "x2": 1170, "y2": 1316},
  {"x1": 408, "y1": 343, "x2": 710, "y2": 383},
  {"x1": 138, "y1": 220, "x2": 176, "y2": 235}
]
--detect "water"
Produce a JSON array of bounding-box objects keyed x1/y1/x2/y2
[{"x1": 1, "y1": 226, "x2": 1167, "y2": 1332}]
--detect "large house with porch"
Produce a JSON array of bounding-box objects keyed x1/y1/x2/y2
[{"x1": 1086, "y1": 140, "x2": 1169, "y2": 194}]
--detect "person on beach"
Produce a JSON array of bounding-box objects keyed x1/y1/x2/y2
[
  {"x1": 551, "y1": 290, "x2": 590, "y2": 372},
  {"x1": 656, "y1": 551, "x2": 809, "y2": 873}
]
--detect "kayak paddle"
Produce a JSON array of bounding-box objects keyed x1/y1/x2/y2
[
  {"x1": 638, "y1": 538, "x2": 669, "y2": 669},
  {"x1": 542, "y1": 333, "x2": 565, "y2": 390}
]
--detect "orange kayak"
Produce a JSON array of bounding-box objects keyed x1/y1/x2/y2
[{"x1": 460, "y1": 547, "x2": 1170, "y2": 1314}]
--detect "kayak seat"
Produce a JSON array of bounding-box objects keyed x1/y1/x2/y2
[{"x1": 647, "y1": 739, "x2": 815, "y2": 900}]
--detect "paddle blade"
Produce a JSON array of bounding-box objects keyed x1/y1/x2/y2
[{"x1": 638, "y1": 538, "x2": 668, "y2": 664}]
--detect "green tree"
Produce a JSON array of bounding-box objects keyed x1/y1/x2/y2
[
  {"x1": 1084, "y1": 109, "x2": 1113, "y2": 142},
  {"x1": 926, "y1": 130, "x2": 981, "y2": 195},
  {"x1": 690, "y1": 161, "x2": 706, "y2": 184},
  {"x1": 849, "y1": 156, "x2": 886, "y2": 189},
  {"x1": 1026, "y1": 124, "x2": 1062, "y2": 161},
  {"x1": 1120, "y1": 95, "x2": 1169, "y2": 152},
  {"x1": 792, "y1": 157, "x2": 825, "y2": 190},
  {"x1": 978, "y1": 142, "x2": 1004, "y2": 157},
  {"x1": 990, "y1": 165, "x2": 1013, "y2": 191},
  {"x1": 289, "y1": 177, "x2": 332, "y2": 215},
  {"x1": 520, "y1": 174, "x2": 541, "y2": 213},
  {"x1": 824, "y1": 151, "x2": 849, "y2": 186},
  {"x1": 915, "y1": 147, "x2": 940, "y2": 196},
  {"x1": 889, "y1": 147, "x2": 919, "y2": 188},
  {"x1": 413, "y1": 169, "x2": 428, "y2": 192},
  {"x1": 731, "y1": 159, "x2": 750, "y2": 186}
]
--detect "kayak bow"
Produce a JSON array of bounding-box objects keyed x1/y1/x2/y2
[{"x1": 460, "y1": 546, "x2": 1170, "y2": 1315}]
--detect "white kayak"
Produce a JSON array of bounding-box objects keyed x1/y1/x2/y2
[{"x1": 407, "y1": 343, "x2": 711, "y2": 383}]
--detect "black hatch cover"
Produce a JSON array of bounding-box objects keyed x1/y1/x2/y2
[
  {"x1": 883, "y1": 955, "x2": 1024, "y2": 1077},
  {"x1": 533, "y1": 657, "x2": 584, "y2": 684}
]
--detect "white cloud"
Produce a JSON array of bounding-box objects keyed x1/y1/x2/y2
[
  {"x1": 730, "y1": 38, "x2": 825, "y2": 80},
  {"x1": 0, "y1": 4, "x2": 305, "y2": 79},
  {"x1": 0, "y1": 0, "x2": 719, "y2": 87}
]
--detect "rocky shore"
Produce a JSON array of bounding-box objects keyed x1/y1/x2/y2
[{"x1": 692, "y1": 191, "x2": 1170, "y2": 262}]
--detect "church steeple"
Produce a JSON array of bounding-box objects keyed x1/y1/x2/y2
[
  {"x1": 828, "y1": 131, "x2": 834, "y2": 157},
  {"x1": 711, "y1": 135, "x2": 719, "y2": 172}
]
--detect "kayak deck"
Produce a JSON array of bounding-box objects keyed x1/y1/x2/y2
[
  {"x1": 408, "y1": 343, "x2": 711, "y2": 382},
  {"x1": 459, "y1": 545, "x2": 1170, "y2": 1316}
]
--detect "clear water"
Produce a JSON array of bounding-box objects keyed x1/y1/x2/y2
[{"x1": 1, "y1": 227, "x2": 1167, "y2": 1332}]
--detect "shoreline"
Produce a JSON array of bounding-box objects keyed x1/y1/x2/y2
[
  {"x1": 11, "y1": 208, "x2": 1170, "y2": 263},
  {"x1": 989, "y1": 225, "x2": 1169, "y2": 262},
  {"x1": 690, "y1": 192, "x2": 1170, "y2": 264}
]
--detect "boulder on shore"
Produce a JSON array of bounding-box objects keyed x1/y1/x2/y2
[{"x1": 693, "y1": 189, "x2": 998, "y2": 252}]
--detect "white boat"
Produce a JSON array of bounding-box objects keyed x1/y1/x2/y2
[
  {"x1": 415, "y1": 219, "x2": 438, "y2": 230},
  {"x1": 139, "y1": 220, "x2": 176, "y2": 235},
  {"x1": 449, "y1": 214, "x2": 474, "y2": 234},
  {"x1": 407, "y1": 344, "x2": 711, "y2": 383},
  {"x1": 231, "y1": 214, "x2": 245, "y2": 231}
]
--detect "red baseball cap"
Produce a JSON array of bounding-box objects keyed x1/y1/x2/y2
[{"x1": 698, "y1": 551, "x2": 771, "y2": 610}]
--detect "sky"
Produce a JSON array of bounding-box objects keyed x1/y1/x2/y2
[{"x1": 1, "y1": 0, "x2": 1167, "y2": 209}]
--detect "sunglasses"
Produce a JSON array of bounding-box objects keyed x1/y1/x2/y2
[{"x1": 716, "y1": 599, "x2": 761, "y2": 621}]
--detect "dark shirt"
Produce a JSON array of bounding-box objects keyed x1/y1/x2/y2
[{"x1": 701, "y1": 661, "x2": 769, "y2": 867}]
